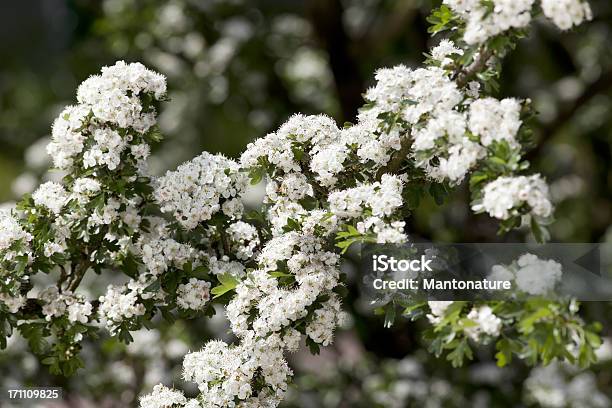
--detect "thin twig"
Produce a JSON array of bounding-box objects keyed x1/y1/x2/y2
[
  {"x1": 67, "y1": 260, "x2": 91, "y2": 292},
  {"x1": 456, "y1": 47, "x2": 495, "y2": 88}
]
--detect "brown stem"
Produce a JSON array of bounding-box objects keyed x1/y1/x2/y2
[
  {"x1": 58, "y1": 264, "x2": 67, "y2": 290},
  {"x1": 219, "y1": 227, "x2": 231, "y2": 255},
  {"x1": 456, "y1": 47, "x2": 495, "y2": 88},
  {"x1": 67, "y1": 260, "x2": 91, "y2": 293}
]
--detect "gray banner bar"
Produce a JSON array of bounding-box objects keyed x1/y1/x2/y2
[{"x1": 360, "y1": 243, "x2": 612, "y2": 302}]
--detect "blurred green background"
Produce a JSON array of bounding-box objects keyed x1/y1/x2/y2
[{"x1": 0, "y1": 0, "x2": 611, "y2": 407}]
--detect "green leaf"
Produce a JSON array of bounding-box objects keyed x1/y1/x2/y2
[
  {"x1": 19, "y1": 323, "x2": 48, "y2": 355},
  {"x1": 121, "y1": 252, "x2": 140, "y2": 279},
  {"x1": 426, "y1": 5, "x2": 456, "y2": 35},
  {"x1": 283, "y1": 218, "x2": 301, "y2": 232},
  {"x1": 306, "y1": 337, "x2": 321, "y2": 355},
  {"x1": 530, "y1": 217, "x2": 550, "y2": 244},
  {"x1": 211, "y1": 273, "x2": 240, "y2": 299},
  {"x1": 519, "y1": 307, "x2": 552, "y2": 334},
  {"x1": 429, "y1": 183, "x2": 448, "y2": 205},
  {"x1": 403, "y1": 184, "x2": 423, "y2": 210},
  {"x1": 268, "y1": 271, "x2": 293, "y2": 278},
  {"x1": 248, "y1": 167, "x2": 265, "y2": 185},
  {"x1": 384, "y1": 304, "x2": 396, "y2": 328},
  {"x1": 192, "y1": 265, "x2": 210, "y2": 280},
  {"x1": 402, "y1": 302, "x2": 426, "y2": 320},
  {"x1": 446, "y1": 338, "x2": 473, "y2": 367},
  {"x1": 333, "y1": 285, "x2": 349, "y2": 297},
  {"x1": 495, "y1": 338, "x2": 520, "y2": 367}
]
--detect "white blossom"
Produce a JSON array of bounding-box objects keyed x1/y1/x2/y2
[
  {"x1": 139, "y1": 384, "x2": 187, "y2": 408},
  {"x1": 328, "y1": 174, "x2": 403, "y2": 219},
  {"x1": 431, "y1": 39, "x2": 464, "y2": 66},
  {"x1": 468, "y1": 97, "x2": 522, "y2": 148},
  {"x1": 0, "y1": 209, "x2": 32, "y2": 252},
  {"x1": 515, "y1": 254, "x2": 562, "y2": 295},
  {"x1": 474, "y1": 174, "x2": 553, "y2": 220},
  {"x1": 444, "y1": 0, "x2": 535, "y2": 45},
  {"x1": 77, "y1": 61, "x2": 165, "y2": 131},
  {"x1": 39, "y1": 287, "x2": 92, "y2": 324},
  {"x1": 305, "y1": 294, "x2": 345, "y2": 346},
  {"x1": 177, "y1": 278, "x2": 211, "y2": 310},
  {"x1": 310, "y1": 142, "x2": 348, "y2": 187},
  {"x1": 227, "y1": 221, "x2": 260, "y2": 260},
  {"x1": 541, "y1": 0, "x2": 592, "y2": 30},
  {"x1": 155, "y1": 152, "x2": 248, "y2": 230},
  {"x1": 465, "y1": 306, "x2": 502, "y2": 341},
  {"x1": 0, "y1": 292, "x2": 25, "y2": 313},
  {"x1": 32, "y1": 182, "x2": 69, "y2": 214},
  {"x1": 72, "y1": 178, "x2": 101, "y2": 202},
  {"x1": 46, "y1": 105, "x2": 90, "y2": 170},
  {"x1": 426, "y1": 301, "x2": 454, "y2": 324},
  {"x1": 365, "y1": 66, "x2": 462, "y2": 124},
  {"x1": 98, "y1": 282, "x2": 147, "y2": 334}
]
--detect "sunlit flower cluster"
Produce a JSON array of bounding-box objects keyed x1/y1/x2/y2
[
  {"x1": 227, "y1": 221, "x2": 260, "y2": 261},
  {"x1": 180, "y1": 337, "x2": 290, "y2": 407},
  {"x1": 443, "y1": 0, "x2": 592, "y2": 45},
  {"x1": 465, "y1": 305, "x2": 502, "y2": 341},
  {"x1": 48, "y1": 61, "x2": 166, "y2": 171},
  {"x1": 176, "y1": 278, "x2": 211, "y2": 310},
  {"x1": 39, "y1": 286, "x2": 93, "y2": 324},
  {"x1": 32, "y1": 182, "x2": 69, "y2": 214},
  {"x1": 0, "y1": 209, "x2": 31, "y2": 253},
  {"x1": 140, "y1": 237, "x2": 198, "y2": 277},
  {"x1": 98, "y1": 282, "x2": 148, "y2": 334},
  {"x1": 154, "y1": 151, "x2": 248, "y2": 230},
  {"x1": 473, "y1": 174, "x2": 553, "y2": 220}
]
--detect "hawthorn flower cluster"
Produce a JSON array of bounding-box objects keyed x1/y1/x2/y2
[
  {"x1": 140, "y1": 237, "x2": 199, "y2": 278},
  {"x1": 181, "y1": 336, "x2": 292, "y2": 407},
  {"x1": 76, "y1": 62, "x2": 164, "y2": 127},
  {"x1": 464, "y1": 305, "x2": 502, "y2": 341},
  {"x1": 490, "y1": 253, "x2": 563, "y2": 295},
  {"x1": 428, "y1": 301, "x2": 504, "y2": 343},
  {"x1": 443, "y1": 0, "x2": 592, "y2": 45},
  {"x1": 154, "y1": 151, "x2": 248, "y2": 230},
  {"x1": 473, "y1": 174, "x2": 553, "y2": 220},
  {"x1": 0, "y1": 210, "x2": 32, "y2": 253},
  {"x1": 0, "y1": 291, "x2": 25, "y2": 314},
  {"x1": 226, "y1": 221, "x2": 260, "y2": 261},
  {"x1": 0, "y1": 62, "x2": 219, "y2": 375},
  {"x1": 39, "y1": 286, "x2": 93, "y2": 324},
  {"x1": 47, "y1": 61, "x2": 166, "y2": 171},
  {"x1": 32, "y1": 182, "x2": 69, "y2": 214},
  {"x1": 328, "y1": 175, "x2": 406, "y2": 243},
  {"x1": 139, "y1": 384, "x2": 193, "y2": 408},
  {"x1": 0, "y1": 210, "x2": 32, "y2": 313},
  {"x1": 427, "y1": 301, "x2": 454, "y2": 325},
  {"x1": 0, "y1": 210, "x2": 32, "y2": 269},
  {"x1": 176, "y1": 278, "x2": 211, "y2": 310},
  {"x1": 98, "y1": 282, "x2": 148, "y2": 334}
]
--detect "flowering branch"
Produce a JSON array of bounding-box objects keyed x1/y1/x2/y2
[{"x1": 0, "y1": 1, "x2": 601, "y2": 407}]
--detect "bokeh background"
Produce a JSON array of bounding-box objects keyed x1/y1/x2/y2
[{"x1": 0, "y1": 0, "x2": 611, "y2": 407}]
